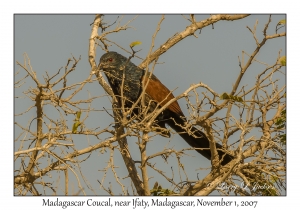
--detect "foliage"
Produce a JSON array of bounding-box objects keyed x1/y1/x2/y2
[
  {"x1": 276, "y1": 109, "x2": 286, "y2": 144},
  {"x1": 219, "y1": 92, "x2": 244, "y2": 103},
  {"x1": 72, "y1": 111, "x2": 82, "y2": 134},
  {"x1": 150, "y1": 182, "x2": 176, "y2": 196}
]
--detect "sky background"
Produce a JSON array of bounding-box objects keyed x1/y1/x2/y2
[{"x1": 13, "y1": 14, "x2": 286, "y2": 196}]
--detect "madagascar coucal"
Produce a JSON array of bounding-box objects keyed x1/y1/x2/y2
[{"x1": 98, "y1": 51, "x2": 233, "y2": 166}]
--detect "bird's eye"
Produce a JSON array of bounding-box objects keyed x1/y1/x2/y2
[{"x1": 108, "y1": 58, "x2": 113, "y2": 62}]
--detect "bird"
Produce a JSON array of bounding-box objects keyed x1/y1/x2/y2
[{"x1": 98, "y1": 51, "x2": 233, "y2": 166}]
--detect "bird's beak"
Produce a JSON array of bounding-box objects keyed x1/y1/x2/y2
[
  {"x1": 98, "y1": 62, "x2": 103, "y2": 70},
  {"x1": 98, "y1": 62, "x2": 110, "y2": 71}
]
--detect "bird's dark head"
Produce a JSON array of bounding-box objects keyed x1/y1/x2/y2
[{"x1": 98, "y1": 51, "x2": 128, "y2": 72}]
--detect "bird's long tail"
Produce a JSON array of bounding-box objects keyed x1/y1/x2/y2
[{"x1": 167, "y1": 114, "x2": 233, "y2": 166}]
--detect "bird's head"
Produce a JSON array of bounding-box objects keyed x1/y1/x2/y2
[{"x1": 98, "y1": 51, "x2": 128, "y2": 72}]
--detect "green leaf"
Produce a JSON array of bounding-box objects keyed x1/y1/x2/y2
[
  {"x1": 130, "y1": 41, "x2": 142, "y2": 48},
  {"x1": 150, "y1": 182, "x2": 175, "y2": 196},
  {"x1": 278, "y1": 19, "x2": 286, "y2": 25},
  {"x1": 219, "y1": 92, "x2": 229, "y2": 100},
  {"x1": 279, "y1": 134, "x2": 286, "y2": 144},
  {"x1": 220, "y1": 92, "x2": 243, "y2": 103},
  {"x1": 72, "y1": 111, "x2": 82, "y2": 133},
  {"x1": 275, "y1": 118, "x2": 283, "y2": 125},
  {"x1": 153, "y1": 182, "x2": 159, "y2": 189},
  {"x1": 275, "y1": 109, "x2": 286, "y2": 144},
  {"x1": 72, "y1": 121, "x2": 81, "y2": 134},
  {"x1": 76, "y1": 111, "x2": 81, "y2": 119},
  {"x1": 278, "y1": 56, "x2": 286, "y2": 66}
]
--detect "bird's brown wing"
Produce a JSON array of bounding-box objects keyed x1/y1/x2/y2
[{"x1": 142, "y1": 74, "x2": 184, "y2": 116}]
